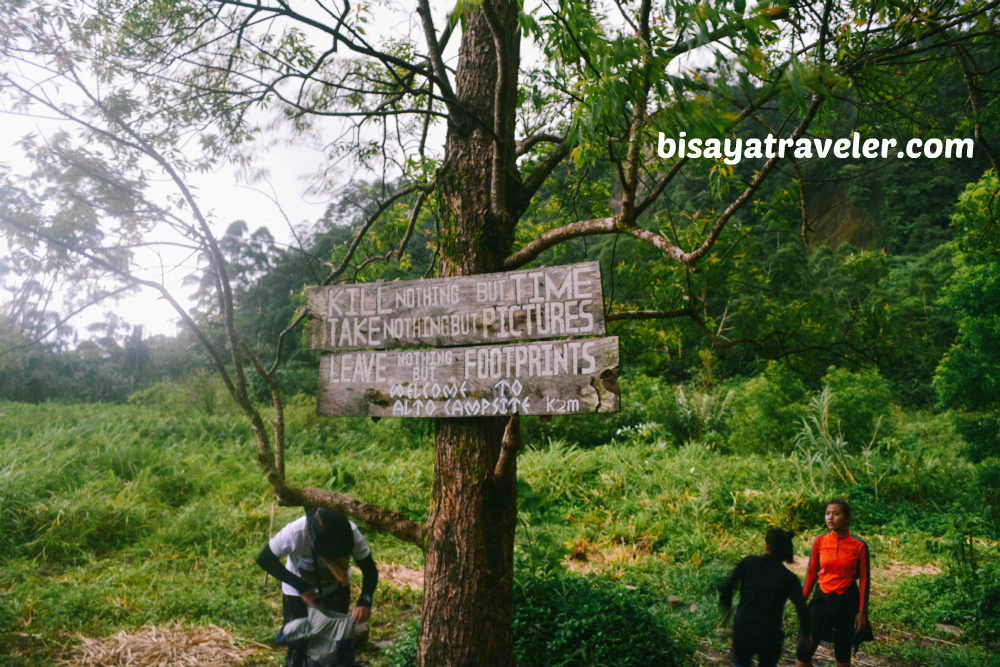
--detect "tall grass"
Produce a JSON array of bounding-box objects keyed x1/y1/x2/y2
[
  {"x1": 0, "y1": 400, "x2": 428, "y2": 666},
  {"x1": 1, "y1": 396, "x2": 998, "y2": 667}
]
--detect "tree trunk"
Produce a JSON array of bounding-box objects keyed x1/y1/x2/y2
[
  {"x1": 419, "y1": 418, "x2": 518, "y2": 666},
  {"x1": 417, "y1": 2, "x2": 522, "y2": 665}
]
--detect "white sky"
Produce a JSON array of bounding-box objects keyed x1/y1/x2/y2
[
  {"x1": 2, "y1": 0, "x2": 712, "y2": 341},
  {"x1": 1, "y1": 109, "x2": 337, "y2": 338},
  {"x1": 115, "y1": 142, "x2": 335, "y2": 338},
  {"x1": 1, "y1": 2, "x2": 445, "y2": 340}
]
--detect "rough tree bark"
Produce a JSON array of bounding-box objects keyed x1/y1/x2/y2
[{"x1": 417, "y1": 2, "x2": 522, "y2": 665}]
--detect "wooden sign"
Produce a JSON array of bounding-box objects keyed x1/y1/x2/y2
[
  {"x1": 317, "y1": 337, "x2": 619, "y2": 418},
  {"x1": 306, "y1": 261, "x2": 605, "y2": 351}
]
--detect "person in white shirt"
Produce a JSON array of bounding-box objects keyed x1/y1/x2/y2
[{"x1": 256, "y1": 507, "x2": 378, "y2": 667}]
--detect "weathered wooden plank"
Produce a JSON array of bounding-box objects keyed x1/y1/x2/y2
[
  {"x1": 316, "y1": 337, "x2": 619, "y2": 417},
  {"x1": 306, "y1": 261, "x2": 605, "y2": 351}
]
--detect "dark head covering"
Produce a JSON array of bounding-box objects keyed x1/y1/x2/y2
[
  {"x1": 766, "y1": 526, "x2": 796, "y2": 563},
  {"x1": 304, "y1": 507, "x2": 354, "y2": 559}
]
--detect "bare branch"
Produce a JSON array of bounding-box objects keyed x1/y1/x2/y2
[
  {"x1": 215, "y1": 0, "x2": 436, "y2": 83},
  {"x1": 515, "y1": 133, "x2": 564, "y2": 157},
  {"x1": 605, "y1": 308, "x2": 692, "y2": 322},
  {"x1": 320, "y1": 182, "x2": 433, "y2": 285},
  {"x1": 0, "y1": 212, "x2": 238, "y2": 392},
  {"x1": 634, "y1": 157, "x2": 688, "y2": 218},
  {"x1": 241, "y1": 339, "x2": 287, "y2": 482},
  {"x1": 955, "y1": 45, "x2": 1000, "y2": 176},
  {"x1": 680, "y1": 95, "x2": 823, "y2": 266},
  {"x1": 493, "y1": 414, "x2": 520, "y2": 481},
  {"x1": 619, "y1": 0, "x2": 652, "y2": 225},
  {"x1": 269, "y1": 307, "x2": 308, "y2": 376},
  {"x1": 517, "y1": 140, "x2": 569, "y2": 214},
  {"x1": 397, "y1": 189, "x2": 429, "y2": 260},
  {"x1": 276, "y1": 486, "x2": 425, "y2": 547},
  {"x1": 416, "y1": 0, "x2": 457, "y2": 103},
  {"x1": 607, "y1": 305, "x2": 734, "y2": 350},
  {"x1": 503, "y1": 217, "x2": 617, "y2": 269},
  {"x1": 0, "y1": 285, "x2": 132, "y2": 358},
  {"x1": 481, "y1": 0, "x2": 518, "y2": 226}
]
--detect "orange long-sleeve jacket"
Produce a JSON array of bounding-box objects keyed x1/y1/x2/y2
[{"x1": 802, "y1": 531, "x2": 870, "y2": 614}]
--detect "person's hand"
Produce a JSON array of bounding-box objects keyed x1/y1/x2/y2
[
  {"x1": 300, "y1": 589, "x2": 318, "y2": 606},
  {"x1": 351, "y1": 606, "x2": 372, "y2": 623},
  {"x1": 854, "y1": 611, "x2": 867, "y2": 633}
]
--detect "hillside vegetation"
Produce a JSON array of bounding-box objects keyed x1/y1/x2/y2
[{"x1": 1, "y1": 389, "x2": 997, "y2": 666}]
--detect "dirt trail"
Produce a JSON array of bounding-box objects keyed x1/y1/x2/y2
[
  {"x1": 380, "y1": 562, "x2": 424, "y2": 590},
  {"x1": 698, "y1": 639, "x2": 902, "y2": 667}
]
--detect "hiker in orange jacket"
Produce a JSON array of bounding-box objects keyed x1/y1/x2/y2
[{"x1": 796, "y1": 498, "x2": 873, "y2": 667}]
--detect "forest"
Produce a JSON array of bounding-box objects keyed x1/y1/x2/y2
[{"x1": 2, "y1": 0, "x2": 1000, "y2": 666}]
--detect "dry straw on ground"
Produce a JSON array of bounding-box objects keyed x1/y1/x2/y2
[{"x1": 60, "y1": 622, "x2": 272, "y2": 667}]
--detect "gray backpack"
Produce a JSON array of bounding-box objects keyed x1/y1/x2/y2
[{"x1": 277, "y1": 604, "x2": 356, "y2": 667}]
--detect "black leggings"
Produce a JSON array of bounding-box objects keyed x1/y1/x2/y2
[{"x1": 796, "y1": 586, "x2": 859, "y2": 664}]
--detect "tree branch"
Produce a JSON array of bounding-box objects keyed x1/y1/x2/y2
[
  {"x1": 607, "y1": 305, "x2": 734, "y2": 350},
  {"x1": 517, "y1": 140, "x2": 569, "y2": 215},
  {"x1": 680, "y1": 94, "x2": 823, "y2": 266},
  {"x1": 269, "y1": 307, "x2": 308, "y2": 376},
  {"x1": 619, "y1": 0, "x2": 652, "y2": 225},
  {"x1": 397, "y1": 189, "x2": 429, "y2": 260},
  {"x1": 606, "y1": 308, "x2": 692, "y2": 322},
  {"x1": 503, "y1": 213, "x2": 693, "y2": 270},
  {"x1": 276, "y1": 486, "x2": 425, "y2": 547},
  {"x1": 215, "y1": 0, "x2": 437, "y2": 83},
  {"x1": 320, "y1": 182, "x2": 433, "y2": 285},
  {"x1": 493, "y1": 414, "x2": 520, "y2": 481},
  {"x1": 955, "y1": 45, "x2": 1000, "y2": 176},
  {"x1": 416, "y1": 0, "x2": 457, "y2": 104},
  {"x1": 241, "y1": 339, "x2": 287, "y2": 482},
  {"x1": 503, "y1": 217, "x2": 617, "y2": 269},
  {"x1": 481, "y1": 0, "x2": 518, "y2": 226},
  {"x1": 0, "y1": 285, "x2": 132, "y2": 357},
  {"x1": 516, "y1": 133, "x2": 564, "y2": 157}
]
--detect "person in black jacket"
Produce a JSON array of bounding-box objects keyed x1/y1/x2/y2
[
  {"x1": 720, "y1": 527, "x2": 808, "y2": 667},
  {"x1": 256, "y1": 507, "x2": 378, "y2": 667}
]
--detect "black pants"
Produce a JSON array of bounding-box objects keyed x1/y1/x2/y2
[
  {"x1": 796, "y1": 585, "x2": 859, "y2": 664},
  {"x1": 733, "y1": 622, "x2": 782, "y2": 667},
  {"x1": 281, "y1": 588, "x2": 350, "y2": 667}
]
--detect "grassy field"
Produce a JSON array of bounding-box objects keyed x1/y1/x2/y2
[{"x1": 1, "y1": 396, "x2": 997, "y2": 666}]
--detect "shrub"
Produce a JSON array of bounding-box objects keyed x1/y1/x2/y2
[
  {"x1": 380, "y1": 569, "x2": 693, "y2": 667},
  {"x1": 821, "y1": 366, "x2": 895, "y2": 447},
  {"x1": 794, "y1": 386, "x2": 860, "y2": 490},
  {"x1": 513, "y1": 570, "x2": 693, "y2": 667},
  {"x1": 127, "y1": 370, "x2": 232, "y2": 416},
  {"x1": 654, "y1": 385, "x2": 733, "y2": 447},
  {"x1": 517, "y1": 439, "x2": 603, "y2": 504},
  {"x1": 883, "y1": 562, "x2": 1000, "y2": 644},
  {"x1": 727, "y1": 362, "x2": 807, "y2": 454},
  {"x1": 951, "y1": 411, "x2": 1000, "y2": 463}
]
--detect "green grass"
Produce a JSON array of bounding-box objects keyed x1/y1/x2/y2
[{"x1": 1, "y1": 399, "x2": 998, "y2": 666}]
